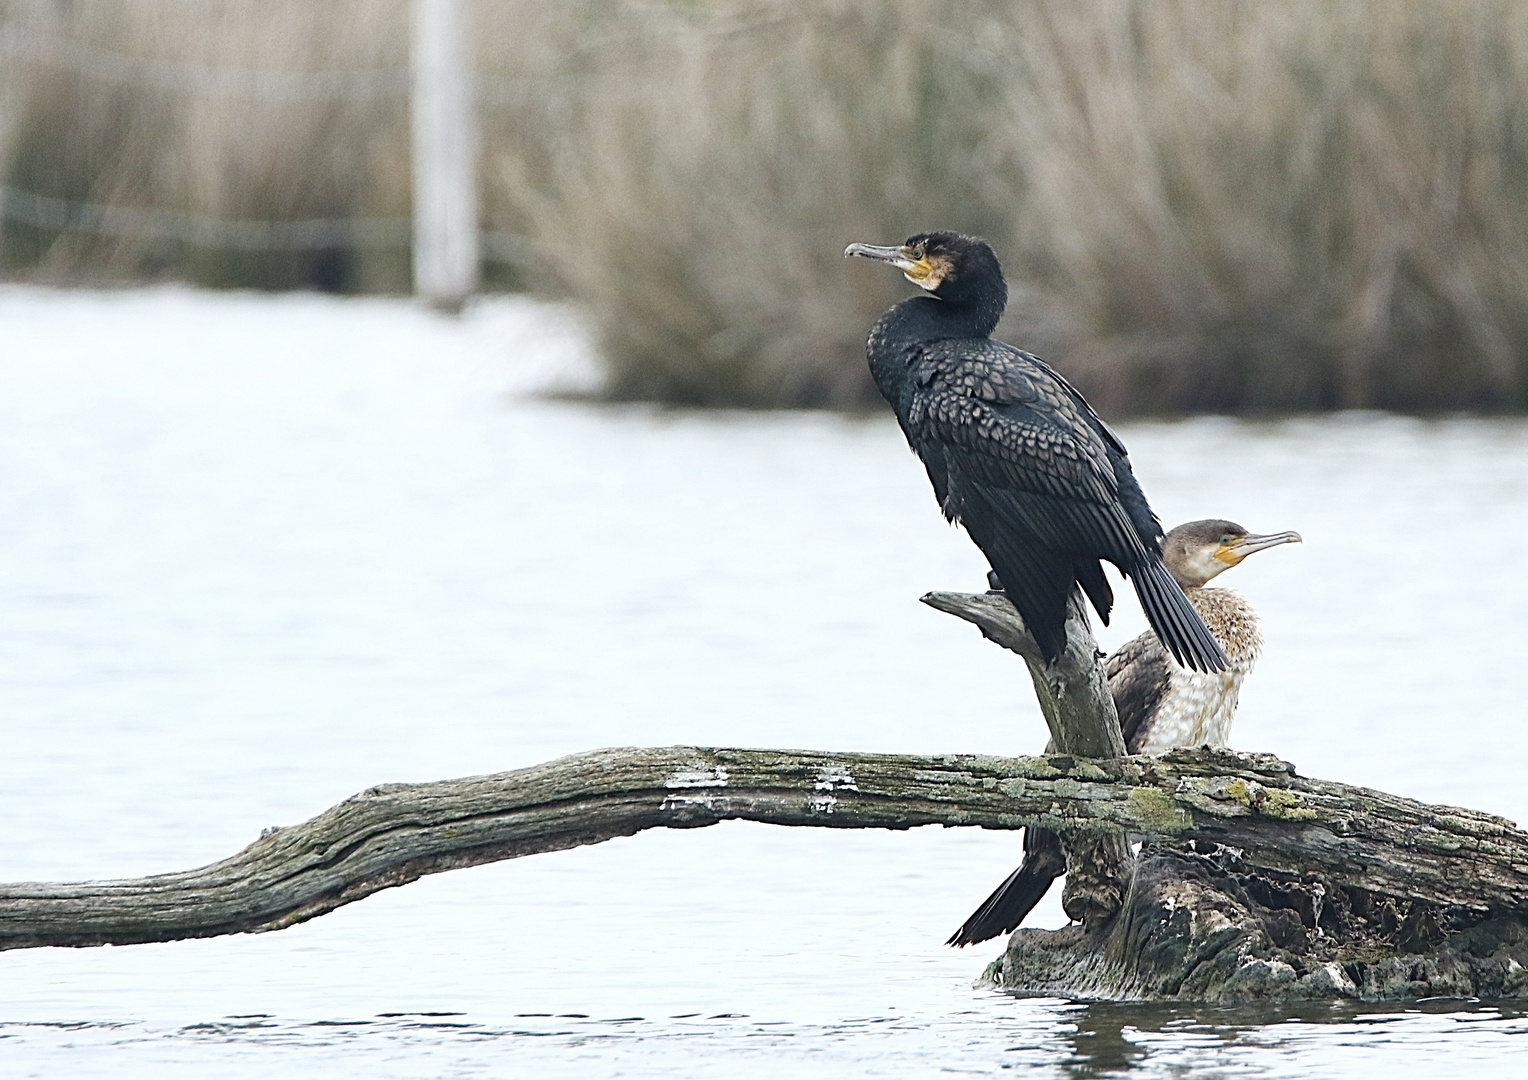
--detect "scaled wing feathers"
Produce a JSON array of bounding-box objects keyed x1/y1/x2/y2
[{"x1": 906, "y1": 340, "x2": 1121, "y2": 508}]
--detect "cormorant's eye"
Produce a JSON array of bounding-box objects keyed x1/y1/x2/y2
[
  {"x1": 1220, "y1": 535, "x2": 1232, "y2": 545},
  {"x1": 910, "y1": 245, "x2": 926, "y2": 260}
]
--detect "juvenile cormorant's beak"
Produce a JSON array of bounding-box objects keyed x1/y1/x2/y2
[{"x1": 1215, "y1": 530, "x2": 1302, "y2": 565}]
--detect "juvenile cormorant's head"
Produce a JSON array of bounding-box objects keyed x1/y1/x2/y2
[
  {"x1": 844, "y1": 232, "x2": 1005, "y2": 308},
  {"x1": 1162, "y1": 519, "x2": 1302, "y2": 589}
]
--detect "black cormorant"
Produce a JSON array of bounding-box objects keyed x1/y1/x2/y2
[
  {"x1": 844, "y1": 232, "x2": 1226, "y2": 671},
  {"x1": 946, "y1": 518, "x2": 1301, "y2": 947}
]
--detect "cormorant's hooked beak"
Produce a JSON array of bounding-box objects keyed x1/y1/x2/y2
[
  {"x1": 844, "y1": 242, "x2": 909, "y2": 266},
  {"x1": 844, "y1": 241, "x2": 940, "y2": 289},
  {"x1": 1214, "y1": 530, "x2": 1302, "y2": 565}
]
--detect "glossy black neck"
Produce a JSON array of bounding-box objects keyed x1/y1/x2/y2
[{"x1": 888, "y1": 263, "x2": 1007, "y2": 342}]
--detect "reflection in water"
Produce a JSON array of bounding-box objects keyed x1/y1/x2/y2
[
  {"x1": 4, "y1": 1001, "x2": 1528, "y2": 1077},
  {"x1": 1062, "y1": 1004, "x2": 1151, "y2": 1075},
  {"x1": 1053, "y1": 1000, "x2": 1528, "y2": 1076}
]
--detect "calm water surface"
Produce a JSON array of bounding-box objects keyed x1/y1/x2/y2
[{"x1": 1, "y1": 288, "x2": 1526, "y2": 1077}]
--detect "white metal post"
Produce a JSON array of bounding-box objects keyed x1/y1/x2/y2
[{"x1": 411, "y1": 0, "x2": 479, "y2": 311}]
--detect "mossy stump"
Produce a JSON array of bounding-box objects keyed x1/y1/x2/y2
[{"x1": 988, "y1": 846, "x2": 1528, "y2": 1003}]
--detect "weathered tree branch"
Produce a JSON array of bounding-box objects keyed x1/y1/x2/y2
[
  {"x1": 920, "y1": 590, "x2": 1123, "y2": 759},
  {"x1": 3, "y1": 744, "x2": 1524, "y2": 952},
  {"x1": 921, "y1": 589, "x2": 1132, "y2": 922}
]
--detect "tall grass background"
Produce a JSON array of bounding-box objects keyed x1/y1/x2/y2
[{"x1": 4, "y1": 0, "x2": 1528, "y2": 413}]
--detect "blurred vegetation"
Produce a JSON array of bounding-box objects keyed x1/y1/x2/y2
[
  {"x1": 5, "y1": 1, "x2": 1528, "y2": 412},
  {"x1": 0, "y1": 1, "x2": 414, "y2": 292}
]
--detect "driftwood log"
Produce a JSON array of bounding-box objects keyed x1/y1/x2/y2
[
  {"x1": 5, "y1": 591, "x2": 1526, "y2": 1001},
  {"x1": 1, "y1": 745, "x2": 1524, "y2": 954}
]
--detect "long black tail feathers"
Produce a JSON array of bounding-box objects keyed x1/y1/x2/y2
[
  {"x1": 987, "y1": 556, "x2": 1224, "y2": 672},
  {"x1": 1132, "y1": 559, "x2": 1227, "y2": 673},
  {"x1": 947, "y1": 829, "x2": 1066, "y2": 947}
]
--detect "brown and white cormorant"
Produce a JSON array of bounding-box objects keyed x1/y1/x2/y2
[
  {"x1": 844, "y1": 232, "x2": 1226, "y2": 672},
  {"x1": 946, "y1": 519, "x2": 1302, "y2": 947}
]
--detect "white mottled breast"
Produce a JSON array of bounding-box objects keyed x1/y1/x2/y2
[
  {"x1": 1132, "y1": 587, "x2": 1262, "y2": 755},
  {"x1": 1131, "y1": 667, "x2": 1245, "y2": 753}
]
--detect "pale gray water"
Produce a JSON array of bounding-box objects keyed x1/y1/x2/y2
[{"x1": 1, "y1": 287, "x2": 1527, "y2": 1077}]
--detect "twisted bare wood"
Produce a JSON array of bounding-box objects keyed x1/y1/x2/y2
[
  {"x1": 921, "y1": 588, "x2": 1131, "y2": 922},
  {"x1": 2, "y1": 744, "x2": 1523, "y2": 952}
]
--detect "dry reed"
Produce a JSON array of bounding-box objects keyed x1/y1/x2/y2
[
  {"x1": 5, "y1": 0, "x2": 1528, "y2": 412},
  {"x1": 0, "y1": 0, "x2": 412, "y2": 291}
]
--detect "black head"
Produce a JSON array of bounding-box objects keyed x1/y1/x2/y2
[
  {"x1": 1161, "y1": 519, "x2": 1303, "y2": 588},
  {"x1": 844, "y1": 232, "x2": 1006, "y2": 308}
]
